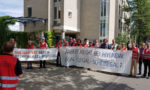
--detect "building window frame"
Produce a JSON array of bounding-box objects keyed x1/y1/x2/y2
[
  {"x1": 28, "y1": 7, "x2": 32, "y2": 17},
  {"x1": 99, "y1": 0, "x2": 110, "y2": 41}
]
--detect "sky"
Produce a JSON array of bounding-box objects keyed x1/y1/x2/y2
[
  {"x1": 0, "y1": 0, "x2": 23, "y2": 17},
  {"x1": 0, "y1": 0, "x2": 23, "y2": 31}
]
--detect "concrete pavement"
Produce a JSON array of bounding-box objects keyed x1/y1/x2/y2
[{"x1": 17, "y1": 63, "x2": 149, "y2": 90}]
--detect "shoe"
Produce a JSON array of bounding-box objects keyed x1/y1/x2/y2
[
  {"x1": 147, "y1": 76, "x2": 150, "y2": 79},
  {"x1": 134, "y1": 76, "x2": 138, "y2": 78},
  {"x1": 30, "y1": 67, "x2": 33, "y2": 69},
  {"x1": 39, "y1": 67, "x2": 42, "y2": 69},
  {"x1": 142, "y1": 75, "x2": 146, "y2": 78},
  {"x1": 26, "y1": 67, "x2": 29, "y2": 69},
  {"x1": 138, "y1": 73, "x2": 141, "y2": 75}
]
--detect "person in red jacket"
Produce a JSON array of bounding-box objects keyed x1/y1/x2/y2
[
  {"x1": 0, "y1": 41, "x2": 23, "y2": 90},
  {"x1": 83, "y1": 40, "x2": 89, "y2": 47},
  {"x1": 26, "y1": 40, "x2": 34, "y2": 69},
  {"x1": 143, "y1": 43, "x2": 150, "y2": 79},
  {"x1": 39, "y1": 38, "x2": 48, "y2": 68},
  {"x1": 68, "y1": 37, "x2": 73, "y2": 46},
  {"x1": 62, "y1": 39, "x2": 68, "y2": 47},
  {"x1": 77, "y1": 39, "x2": 82, "y2": 47},
  {"x1": 130, "y1": 43, "x2": 139, "y2": 77},
  {"x1": 72, "y1": 38, "x2": 78, "y2": 46}
]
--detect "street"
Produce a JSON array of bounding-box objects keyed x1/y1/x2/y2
[{"x1": 17, "y1": 63, "x2": 150, "y2": 90}]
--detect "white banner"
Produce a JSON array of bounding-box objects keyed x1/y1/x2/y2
[
  {"x1": 60, "y1": 47, "x2": 132, "y2": 75},
  {"x1": 13, "y1": 48, "x2": 58, "y2": 61}
]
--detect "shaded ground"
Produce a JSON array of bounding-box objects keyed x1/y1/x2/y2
[{"x1": 17, "y1": 63, "x2": 134, "y2": 90}]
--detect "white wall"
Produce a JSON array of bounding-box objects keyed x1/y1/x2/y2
[
  {"x1": 63, "y1": 0, "x2": 80, "y2": 32},
  {"x1": 108, "y1": 0, "x2": 116, "y2": 43}
]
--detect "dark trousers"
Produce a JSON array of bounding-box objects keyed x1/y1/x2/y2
[
  {"x1": 143, "y1": 59, "x2": 150, "y2": 76},
  {"x1": 139, "y1": 57, "x2": 143, "y2": 74},
  {"x1": 27, "y1": 61, "x2": 32, "y2": 69},
  {"x1": 56, "y1": 53, "x2": 61, "y2": 66},
  {"x1": 40, "y1": 60, "x2": 46, "y2": 68}
]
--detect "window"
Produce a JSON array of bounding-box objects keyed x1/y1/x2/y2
[
  {"x1": 68, "y1": 11, "x2": 72, "y2": 18},
  {"x1": 54, "y1": 0, "x2": 57, "y2": 2},
  {"x1": 54, "y1": 7, "x2": 57, "y2": 19},
  {"x1": 100, "y1": 0, "x2": 110, "y2": 40},
  {"x1": 28, "y1": 7, "x2": 32, "y2": 17},
  {"x1": 58, "y1": 10, "x2": 61, "y2": 19}
]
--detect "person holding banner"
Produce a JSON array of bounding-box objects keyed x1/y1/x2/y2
[
  {"x1": 83, "y1": 39, "x2": 89, "y2": 47},
  {"x1": 72, "y1": 38, "x2": 78, "y2": 46},
  {"x1": 62, "y1": 39, "x2": 68, "y2": 47},
  {"x1": 0, "y1": 41, "x2": 23, "y2": 90},
  {"x1": 39, "y1": 38, "x2": 48, "y2": 68},
  {"x1": 110, "y1": 39, "x2": 118, "y2": 50},
  {"x1": 56, "y1": 40, "x2": 62, "y2": 66},
  {"x1": 121, "y1": 43, "x2": 127, "y2": 51},
  {"x1": 68, "y1": 37, "x2": 73, "y2": 46},
  {"x1": 130, "y1": 43, "x2": 139, "y2": 77},
  {"x1": 94, "y1": 39, "x2": 100, "y2": 48},
  {"x1": 100, "y1": 39, "x2": 110, "y2": 49},
  {"x1": 77, "y1": 39, "x2": 82, "y2": 47},
  {"x1": 89, "y1": 42, "x2": 94, "y2": 48},
  {"x1": 116, "y1": 45, "x2": 121, "y2": 50},
  {"x1": 138, "y1": 43, "x2": 145, "y2": 75},
  {"x1": 10, "y1": 38, "x2": 17, "y2": 48},
  {"x1": 26, "y1": 40, "x2": 34, "y2": 69},
  {"x1": 143, "y1": 43, "x2": 150, "y2": 79}
]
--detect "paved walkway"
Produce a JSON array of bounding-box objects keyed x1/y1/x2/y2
[
  {"x1": 17, "y1": 63, "x2": 149, "y2": 90},
  {"x1": 17, "y1": 64, "x2": 118, "y2": 90}
]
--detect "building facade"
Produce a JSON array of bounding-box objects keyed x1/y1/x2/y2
[{"x1": 24, "y1": 0, "x2": 129, "y2": 43}]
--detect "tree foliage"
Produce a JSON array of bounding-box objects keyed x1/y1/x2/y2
[
  {"x1": 0, "y1": 16, "x2": 16, "y2": 53},
  {"x1": 0, "y1": 16, "x2": 56, "y2": 53},
  {"x1": 115, "y1": 32, "x2": 129, "y2": 44},
  {"x1": 125, "y1": 0, "x2": 150, "y2": 44}
]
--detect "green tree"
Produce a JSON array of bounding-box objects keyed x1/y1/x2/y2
[
  {"x1": 124, "y1": 0, "x2": 150, "y2": 44},
  {"x1": 115, "y1": 32, "x2": 129, "y2": 44},
  {"x1": 0, "y1": 16, "x2": 16, "y2": 52}
]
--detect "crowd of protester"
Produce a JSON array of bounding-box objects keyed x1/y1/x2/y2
[
  {"x1": 55, "y1": 38, "x2": 131, "y2": 51},
  {"x1": 1, "y1": 37, "x2": 150, "y2": 79},
  {"x1": 56, "y1": 37, "x2": 150, "y2": 79}
]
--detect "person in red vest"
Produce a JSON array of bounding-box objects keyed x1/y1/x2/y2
[
  {"x1": 77, "y1": 39, "x2": 82, "y2": 47},
  {"x1": 56, "y1": 40, "x2": 62, "y2": 48},
  {"x1": 89, "y1": 42, "x2": 94, "y2": 48},
  {"x1": 26, "y1": 40, "x2": 34, "y2": 69},
  {"x1": 130, "y1": 43, "x2": 139, "y2": 77},
  {"x1": 39, "y1": 38, "x2": 48, "y2": 68},
  {"x1": 72, "y1": 38, "x2": 78, "y2": 46},
  {"x1": 0, "y1": 41, "x2": 23, "y2": 90},
  {"x1": 62, "y1": 39, "x2": 68, "y2": 47},
  {"x1": 121, "y1": 43, "x2": 127, "y2": 51},
  {"x1": 83, "y1": 40, "x2": 89, "y2": 47},
  {"x1": 143, "y1": 43, "x2": 150, "y2": 79},
  {"x1": 68, "y1": 37, "x2": 73, "y2": 46}
]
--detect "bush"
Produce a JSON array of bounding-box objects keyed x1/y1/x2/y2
[
  {"x1": 44, "y1": 31, "x2": 56, "y2": 47},
  {"x1": 0, "y1": 16, "x2": 56, "y2": 53}
]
